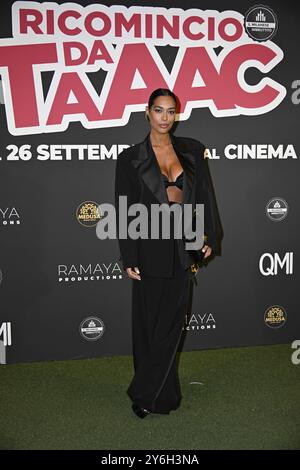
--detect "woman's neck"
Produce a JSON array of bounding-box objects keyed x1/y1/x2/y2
[{"x1": 149, "y1": 130, "x2": 172, "y2": 147}]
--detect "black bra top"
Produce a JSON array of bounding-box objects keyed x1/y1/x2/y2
[{"x1": 161, "y1": 171, "x2": 184, "y2": 190}]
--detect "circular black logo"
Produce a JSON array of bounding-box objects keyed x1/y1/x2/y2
[
  {"x1": 79, "y1": 317, "x2": 105, "y2": 341},
  {"x1": 266, "y1": 197, "x2": 288, "y2": 222},
  {"x1": 76, "y1": 201, "x2": 102, "y2": 227},
  {"x1": 244, "y1": 5, "x2": 278, "y2": 42},
  {"x1": 264, "y1": 305, "x2": 287, "y2": 329}
]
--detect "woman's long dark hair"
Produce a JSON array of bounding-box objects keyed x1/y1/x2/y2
[{"x1": 148, "y1": 88, "x2": 178, "y2": 110}]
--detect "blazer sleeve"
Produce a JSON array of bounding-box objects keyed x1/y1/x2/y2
[
  {"x1": 198, "y1": 145, "x2": 222, "y2": 254},
  {"x1": 114, "y1": 154, "x2": 141, "y2": 271}
]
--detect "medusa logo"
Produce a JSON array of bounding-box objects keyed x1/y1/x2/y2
[
  {"x1": 264, "y1": 305, "x2": 287, "y2": 329},
  {"x1": 76, "y1": 201, "x2": 103, "y2": 227}
]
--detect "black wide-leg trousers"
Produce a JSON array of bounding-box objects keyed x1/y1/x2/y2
[{"x1": 127, "y1": 237, "x2": 191, "y2": 414}]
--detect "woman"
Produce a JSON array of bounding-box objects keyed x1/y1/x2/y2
[{"x1": 115, "y1": 88, "x2": 221, "y2": 418}]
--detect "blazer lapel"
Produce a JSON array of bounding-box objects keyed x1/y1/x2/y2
[{"x1": 130, "y1": 132, "x2": 196, "y2": 206}]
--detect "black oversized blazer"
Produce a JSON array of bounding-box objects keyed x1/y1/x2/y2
[{"x1": 114, "y1": 131, "x2": 221, "y2": 277}]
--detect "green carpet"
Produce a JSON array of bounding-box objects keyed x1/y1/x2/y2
[{"x1": 0, "y1": 343, "x2": 299, "y2": 450}]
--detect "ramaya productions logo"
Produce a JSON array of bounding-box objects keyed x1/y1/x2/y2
[
  {"x1": 183, "y1": 313, "x2": 217, "y2": 332},
  {"x1": 0, "y1": 207, "x2": 21, "y2": 226},
  {"x1": 76, "y1": 201, "x2": 103, "y2": 227},
  {"x1": 57, "y1": 262, "x2": 123, "y2": 283},
  {"x1": 244, "y1": 4, "x2": 278, "y2": 42},
  {"x1": 266, "y1": 197, "x2": 288, "y2": 221},
  {"x1": 79, "y1": 317, "x2": 105, "y2": 341},
  {"x1": 264, "y1": 305, "x2": 287, "y2": 329}
]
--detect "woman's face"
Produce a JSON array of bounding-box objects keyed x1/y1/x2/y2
[{"x1": 146, "y1": 95, "x2": 176, "y2": 134}]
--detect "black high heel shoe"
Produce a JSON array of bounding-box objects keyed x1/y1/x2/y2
[{"x1": 132, "y1": 403, "x2": 151, "y2": 419}]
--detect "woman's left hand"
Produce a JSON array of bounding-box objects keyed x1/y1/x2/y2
[{"x1": 201, "y1": 245, "x2": 212, "y2": 259}]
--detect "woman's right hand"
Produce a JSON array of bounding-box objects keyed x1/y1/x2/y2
[{"x1": 126, "y1": 267, "x2": 141, "y2": 281}]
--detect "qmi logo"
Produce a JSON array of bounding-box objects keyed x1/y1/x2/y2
[
  {"x1": 259, "y1": 252, "x2": 293, "y2": 276},
  {"x1": 0, "y1": 322, "x2": 12, "y2": 365}
]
